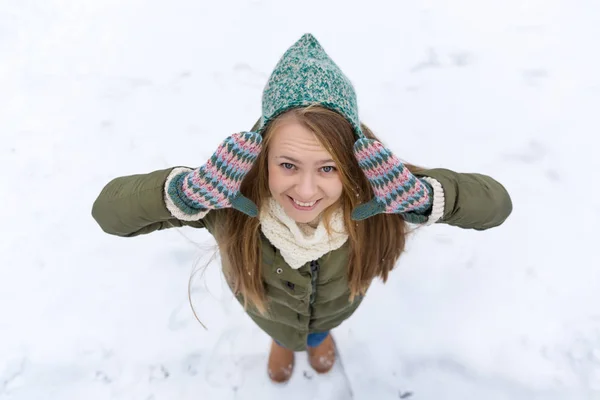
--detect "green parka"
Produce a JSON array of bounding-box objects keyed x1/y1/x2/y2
[{"x1": 92, "y1": 161, "x2": 512, "y2": 351}]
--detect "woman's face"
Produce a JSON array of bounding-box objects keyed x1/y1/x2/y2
[{"x1": 267, "y1": 120, "x2": 343, "y2": 224}]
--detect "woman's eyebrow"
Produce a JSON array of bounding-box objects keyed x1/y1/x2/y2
[{"x1": 277, "y1": 155, "x2": 335, "y2": 165}]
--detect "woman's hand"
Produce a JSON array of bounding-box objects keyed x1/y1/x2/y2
[
  {"x1": 352, "y1": 138, "x2": 432, "y2": 221},
  {"x1": 166, "y1": 131, "x2": 263, "y2": 218}
]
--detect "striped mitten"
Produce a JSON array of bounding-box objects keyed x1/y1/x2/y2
[
  {"x1": 166, "y1": 131, "x2": 263, "y2": 218},
  {"x1": 352, "y1": 138, "x2": 433, "y2": 222}
]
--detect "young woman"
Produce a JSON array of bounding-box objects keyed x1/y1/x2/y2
[{"x1": 92, "y1": 33, "x2": 512, "y2": 383}]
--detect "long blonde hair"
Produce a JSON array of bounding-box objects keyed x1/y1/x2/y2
[{"x1": 213, "y1": 105, "x2": 418, "y2": 313}]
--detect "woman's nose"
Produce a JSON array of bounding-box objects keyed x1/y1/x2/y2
[{"x1": 295, "y1": 172, "x2": 318, "y2": 200}]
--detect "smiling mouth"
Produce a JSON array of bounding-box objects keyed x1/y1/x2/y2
[{"x1": 287, "y1": 196, "x2": 321, "y2": 210}]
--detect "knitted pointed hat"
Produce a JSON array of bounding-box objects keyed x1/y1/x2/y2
[
  {"x1": 257, "y1": 33, "x2": 364, "y2": 139},
  {"x1": 258, "y1": 34, "x2": 417, "y2": 222}
]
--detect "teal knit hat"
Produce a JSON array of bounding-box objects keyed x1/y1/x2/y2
[
  {"x1": 257, "y1": 34, "x2": 434, "y2": 222},
  {"x1": 257, "y1": 33, "x2": 364, "y2": 139}
]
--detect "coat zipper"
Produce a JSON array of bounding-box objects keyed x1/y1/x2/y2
[{"x1": 309, "y1": 260, "x2": 320, "y2": 305}]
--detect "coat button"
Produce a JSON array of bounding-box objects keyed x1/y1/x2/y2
[{"x1": 276, "y1": 268, "x2": 283, "y2": 274}]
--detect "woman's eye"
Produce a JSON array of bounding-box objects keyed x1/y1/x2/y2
[
  {"x1": 321, "y1": 166, "x2": 336, "y2": 173},
  {"x1": 281, "y1": 163, "x2": 295, "y2": 170}
]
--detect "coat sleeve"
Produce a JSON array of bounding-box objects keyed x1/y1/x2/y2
[
  {"x1": 91, "y1": 167, "x2": 221, "y2": 237},
  {"x1": 414, "y1": 168, "x2": 513, "y2": 230}
]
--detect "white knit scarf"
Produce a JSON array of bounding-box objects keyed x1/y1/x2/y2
[{"x1": 259, "y1": 198, "x2": 349, "y2": 269}]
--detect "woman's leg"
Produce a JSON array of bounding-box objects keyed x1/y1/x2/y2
[
  {"x1": 307, "y1": 331, "x2": 336, "y2": 373},
  {"x1": 307, "y1": 331, "x2": 330, "y2": 348},
  {"x1": 268, "y1": 340, "x2": 295, "y2": 383}
]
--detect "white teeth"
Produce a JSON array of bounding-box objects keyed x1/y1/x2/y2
[{"x1": 292, "y1": 198, "x2": 317, "y2": 207}]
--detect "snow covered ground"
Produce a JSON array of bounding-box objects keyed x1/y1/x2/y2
[{"x1": 1, "y1": 0, "x2": 599, "y2": 399}]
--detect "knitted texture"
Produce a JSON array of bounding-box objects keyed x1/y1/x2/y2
[
  {"x1": 258, "y1": 33, "x2": 438, "y2": 222},
  {"x1": 352, "y1": 138, "x2": 433, "y2": 222},
  {"x1": 258, "y1": 33, "x2": 364, "y2": 139},
  {"x1": 166, "y1": 131, "x2": 263, "y2": 218},
  {"x1": 259, "y1": 198, "x2": 348, "y2": 269},
  {"x1": 419, "y1": 176, "x2": 445, "y2": 225}
]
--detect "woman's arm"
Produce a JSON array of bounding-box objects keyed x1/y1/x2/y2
[
  {"x1": 91, "y1": 167, "x2": 217, "y2": 237},
  {"x1": 414, "y1": 168, "x2": 512, "y2": 230}
]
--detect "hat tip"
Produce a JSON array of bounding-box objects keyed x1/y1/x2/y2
[{"x1": 298, "y1": 33, "x2": 319, "y2": 44}]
